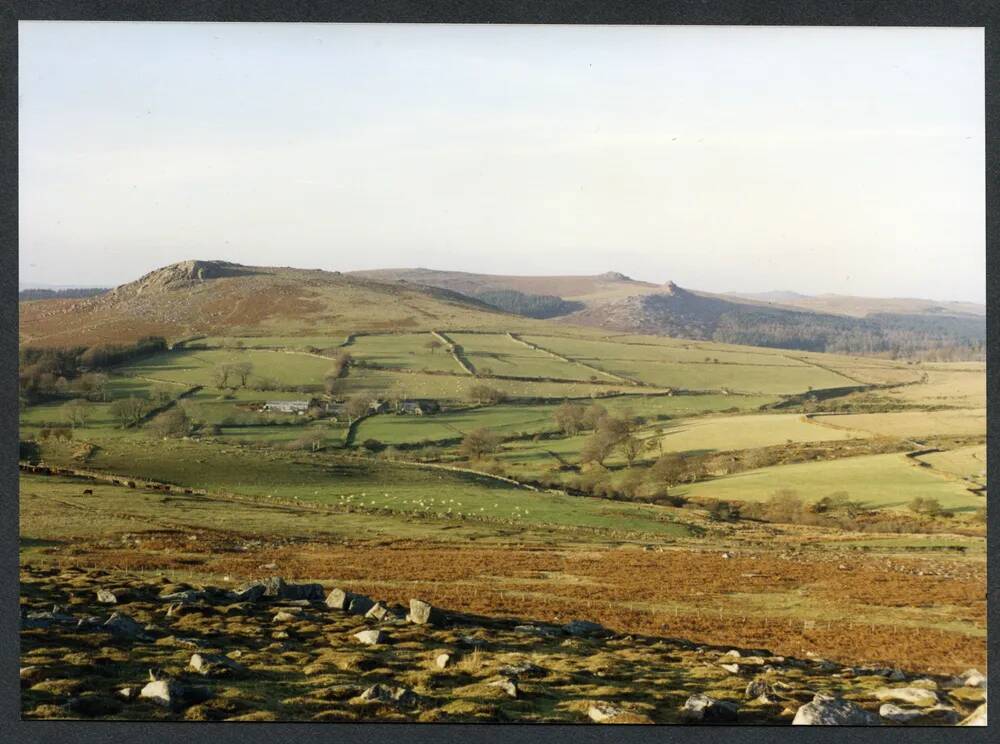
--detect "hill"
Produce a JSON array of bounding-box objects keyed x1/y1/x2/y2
[
  {"x1": 350, "y1": 269, "x2": 985, "y2": 358},
  {"x1": 18, "y1": 260, "x2": 527, "y2": 348},
  {"x1": 725, "y1": 291, "x2": 985, "y2": 319}
]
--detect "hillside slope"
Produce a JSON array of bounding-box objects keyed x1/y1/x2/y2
[
  {"x1": 351, "y1": 269, "x2": 984, "y2": 357},
  {"x1": 18, "y1": 260, "x2": 526, "y2": 348}
]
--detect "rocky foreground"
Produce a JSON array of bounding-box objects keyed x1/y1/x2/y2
[{"x1": 20, "y1": 564, "x2": 986, "y2": 725}]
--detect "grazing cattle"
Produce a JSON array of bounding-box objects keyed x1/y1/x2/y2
[
  {"x1": 82, "y1": 489, "x2": 93, "y2": 495},
  {"x1": 127, "y1": 481, "x2": 136, "y2": 488}
]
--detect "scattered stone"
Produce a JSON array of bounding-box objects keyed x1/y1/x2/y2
[
  {"x1": 720, "y1": 663, "x2": 740, "y2": 674},
  {"x1": 514, "y1": 624, "x2": 561, "y2": 637},
  {"x1": 959, "y1": 703, "x2": 987, "y2": 726},
  {"x1": 745, "y1": 676, "x2": 778, "y2": 703},
  {"x1": 233, "y1": 576, "x2": 284, "y2": 601},
  {"x1": 189, "y1": 653, "x2": 246, "y2": 677},
  {"x1": 272, "y1": 610, "x2": 298, "y2": 623},
  {"x1": 325, "y1": 588, "x2": 352, "y2": 611},
  {"x1": 948, "y1": 686, "x2": 986, "y2": 705},
  {"x1": 961, "y1": 668, "x2": 986, "y2": 688},
  {"x1": 435, "y1": 653, "x2": 452, "y2": 669},
  {"x1": 116, "y1": 686, "x2": 140, "y2": 700},
  {"x1": 357, "y1": 684, "x2": 419, "y2": 708},
  {"x1": 139, "y1": 679, "x2": 184, "y2": 709},
  {"x1": 347, "y1": 595, "x2": 375, "y2": 616},
  {"x1": 874, "y1": 686, "x2": 939, "y2": 708},
  {"x1": 488, "y1": 676, "x2": 519, "y2": 699},
  {"x1": 353, "y1": 629, "x2": 386, "y2": 646},
  {"x1": 888, "y1": 668, "x2": 906, "y2": 682},
  {"x1": 588, "y1": 701, "x2": 625, "y2": 723},
  {"x1": 20, "y1": 666, "x2": 45, "y2": 686},
  {"x1": 96, "y1": 589, "x2": 118, "y2": 604},
  {"x1": 104, "y1": 612, "x2": 148, "y2": 639},
  {"x1": 879, "y1": 703, "x2": 923, "y2": 723},
  {"x1": 365, "y1": 602, "x2": 394, "y2": 621},
  {"x1": 681, "y1": 694, "x2": 739, "y2": 723},
  {"x1": 792, "y1": 694, "x2": 878, "y2": 725},
  {"x1": 232, "y1": 584, "x2": 266, "y2": 603},
  {"x1": 160, "y1": 590, "x2": 204, "y2": 603},
  {"x1": 498, "y1": 660, "x2": 544, "y2": 678},
  {"x1": 408, "y1": 598, "x2": 440, "y2": 625},
  {"x1": 562, "y1": 619, "x2": 609, "y2": 637},
  {"x1": 458, "y1": 635, "x2": 488, "y2": 650}
]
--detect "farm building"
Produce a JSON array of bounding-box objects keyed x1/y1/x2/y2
[
  {"x1": 399, "y1": 399, "x2": 440, "y2": 415},
  {"x1": 262, "y1": 400, "x2": 311, "y2": 414}
]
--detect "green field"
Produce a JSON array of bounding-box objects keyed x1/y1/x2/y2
[
  {"x1": 30, "y1": 437, "x2": 693, "y2": 537},
  {"x1": 197, "y1": 335, "x2": 348, "y2": 350},
  {"x1": 119, "y1": 348, "x2": 334, "y2": 389},
  {"x1": 646, "y1": 412, "x2": 869, "y2": 454},
  {"x1": 449, "y1": 333, "x2": 598, "y2": 381},
  {"x1": 349, "y1": 333, "x2": 466, "y2": 374},
  {"x1": 810, "y1": 409, "x2": 986, "y2": 439},
  {"x1": 676, "y1": 452, "x2": 985, "y2": 511},
  {"x1": 916, "y1": 445, "x2": 987, "y2": 482},
  {"x1": 520, "y1": 335, "x2": 854, "y2": 394}
]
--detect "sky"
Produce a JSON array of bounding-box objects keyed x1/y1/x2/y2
[{"x1": 19, "y1": 22, "x2": 985, "y2": 302}]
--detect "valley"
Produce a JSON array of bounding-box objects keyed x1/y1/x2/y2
[{"x1": 17, "y1": 261, "x2": 987, "y2": 724}]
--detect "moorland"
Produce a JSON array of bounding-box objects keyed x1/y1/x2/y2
[{"x1": 18, "y1": 260, "x2": 987, "y2": 724}]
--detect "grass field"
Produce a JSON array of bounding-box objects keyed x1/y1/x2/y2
[
  {"x1": 916, "y1": 445, "x2": 987, "y2": 482},
  {"x1": 197, "y1": 335, "x2": 348, "y2": 350},
  {"x1": 646, "y1": 413, "x2": 870, "y2": 454},
  {"x1": 676, "y1": 452, "x2": 985, "y2": 511},
  {"x1": 520, "y1": 335, "x2": 854, "y2": 394},
  {"x1": 30, "y1": 437, "x2": 694, "y2": 538},
  {"x1": 119, "y1": 348, "x2": 334, "y2": 388},
  {"x1": 449, "y1": 333, "x2": 598, "y2": 381},
  {"x1": 809, "y1": 409, "x2": 986, "y2": 440},
  {"x1": 349, "y1": 333, "x2": 466, "y2": 374},
  {"x1": 340, "y1": 367, "x2": 626, "y2": 402},
  {"x1": 885, "y1": 369, "x2": 986, "y2": 409}
]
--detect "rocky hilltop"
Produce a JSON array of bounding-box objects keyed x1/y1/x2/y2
[{"x1": 20, "y1": 565, "x2": 986, "y2": 725}]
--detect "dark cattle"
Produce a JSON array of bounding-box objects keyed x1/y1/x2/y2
[
  {"x1": 127, "y1": 481, "x2": 136, "y2": 488},
  {"x1": 184, "y1": 489, "x2": 193, "y2": 495},
  {"x1": 82, "y1": 489, "x2": 93, "y2": 495}
]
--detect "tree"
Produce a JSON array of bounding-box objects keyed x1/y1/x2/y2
[
  {"x1": 213, "y1": 364, "x2": 233, "y2": 389},
  {"x1": 148, "y1": 406, "x2": 191, "y2": 438},
  {"x1": 232, "y1": 362, "x2": 253, "y2": 387},
  {"x1": 908, "y1": 497, "x2": 942, "y2": 517},
  {"x1": 468, "y1": 384, "x2": 507, "y2": 405},
  {"x1": 323, "y1": 374, "x2": 342, "y2": 397},
  {"x1": 62, "y1": 399, "x2": 91, "y2": 429},
  {"x1": 649, "y1": 452, "x2": 689, "y2": 486},
  {"x1": 553, "y1": 401, "x2": 586, "y2": 435},
  {"x1": 579, "y1": 430, "x2": 618, "y2": 467},
  {"x1": 581, "y1": 403, "x2": 608, "y2": 430},
  {"x1": 619, "y1": 435, "x2": 643, "y2": 466},
  {"x1": 76, "y1": 372, "x2": 109, "y2": 401},
  {"x1": 109, "y1": 396, "x2": 148, "y2": 428},
  {"x1": 459, "y1": 428, "x2": 501, "y2": 460},
  {"x1": 425, "y1": 338, "x2": 443, "y2": 355},
  {"x1": 345, "y1": 393, "x2": 374, "y2": 423}
]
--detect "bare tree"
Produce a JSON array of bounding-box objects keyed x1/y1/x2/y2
[
  {"x1": 345, "y1": 393, "x2": 375, "y2": 423},
  {"x1": 232, "y1": 362, "x2": 254, "y2": 387},
  {"x1": 62, "y1": 399, "x2": 91, "y2": 429},
  {"x1": 425, "y1": 338, "x2": 443, "y2": 355},
  {"x1": 109, "y1": 396, "x2": 149, "y2": 428},
  {"x1": 459, "y1": 428, "x2": 501, "y2": 460}
]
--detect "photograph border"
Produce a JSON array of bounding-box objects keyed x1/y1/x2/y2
[{"x1": 1, "y1": 1, "x2": 996, "y2": 743}]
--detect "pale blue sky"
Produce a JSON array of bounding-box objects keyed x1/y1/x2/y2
[{"x1": 19, "y1": 23, "x2": 984, "y2": 301}]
